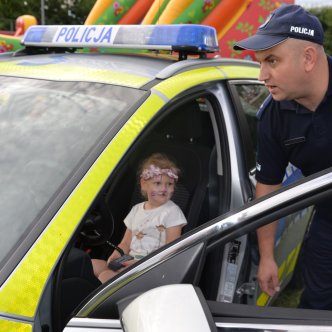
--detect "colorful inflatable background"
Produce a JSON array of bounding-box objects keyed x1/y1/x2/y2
[
  {"x1": 1, "y1": 0, "x2": 294, "y2": 57},
  {"x1": 0, "y1": 34, "x2": 21, "y2": 53},
  {"x1": 0, "y1": 15, "x2": 38, "y2": 52},
  {"x1": 85, "y1": 0, "x2": 294, "y2": 59}
]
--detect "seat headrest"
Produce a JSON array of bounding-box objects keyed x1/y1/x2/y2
[{"x1": 159, "y1": 101, "x2": 202, "y2": 141}]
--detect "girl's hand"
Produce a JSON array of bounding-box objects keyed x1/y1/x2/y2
[
  {"x1": 106, "y1": 250, "x2": 121, "y2": 265},
  {"x1": 121, "y1": 259, "x2": 136, "y2": 267}
]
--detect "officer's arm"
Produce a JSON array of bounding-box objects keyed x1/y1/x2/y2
[
  {"x1": 256, "y1": 182, "x2": 281, "y2": 257},
  {"x1": 256, "y1": 181, "x2": 282, "y2": 296}
]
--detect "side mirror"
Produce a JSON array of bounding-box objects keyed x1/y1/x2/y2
[{"x1": 120, "y1": 284, "x2": 217, "y2": 332}]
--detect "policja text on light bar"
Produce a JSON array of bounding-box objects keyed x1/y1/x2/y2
[{"x1": 21, "y1": 24, "x2": 220, "y2": 53}]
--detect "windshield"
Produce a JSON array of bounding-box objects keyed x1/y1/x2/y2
[{"x1": 0, "y1": 77, "x2": 145, "y2": 266}]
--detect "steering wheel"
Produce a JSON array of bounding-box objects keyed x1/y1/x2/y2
[{"x1": 80, "y1": 199, "x2": 114, "y2": 246}]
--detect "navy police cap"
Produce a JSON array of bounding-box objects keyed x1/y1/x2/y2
[{"x1": 233, "y1": 4, "x2": 324, "y2": 51}]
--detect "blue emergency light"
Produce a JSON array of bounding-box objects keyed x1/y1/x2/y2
[{"x1": 21, "y1": 24, "x2": 219, "y2": 54}]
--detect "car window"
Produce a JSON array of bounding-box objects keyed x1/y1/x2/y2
[
  {"x1": 103, "y1": 95, "x2": 225, "y2": 248},
  {"x1": 198, "y1": 174, "x2": 325, "y2": 308},
  {"x1": 229, "y1": 82, "x2": 269, "y2": 170},
  {"x1": 212, "y1": 205, "x2": 314, "y2": 306},
  {"x1": 0, "y1": 77, "x2": 145, "y2": 269}
]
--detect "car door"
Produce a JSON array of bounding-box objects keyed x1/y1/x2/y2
[
  {"x1": 210, "y1": 168, "x2": 332, "y2": 331},
  {"x1": 56, "y1": 83, "x2": 250, "y2": 323},
  {"x1": 64, "y1": 167, "x2": 332, "y2": 331},
  {"x1": 58, "y1": 80, "x2": 265, "y2": 327},
  {"x1": 204, "y1": 81, "x2": 268, "y2": 304},
  {"x1": 227, "y1": 81, "x2": 311, "y2": 305}
]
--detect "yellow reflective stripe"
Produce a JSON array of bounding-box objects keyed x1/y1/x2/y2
[
  {"x1": 278, "y1": 261, "x2": 286, "y2": 281},
  {"x1": 256, "y1": 243, "x2": 302, "y2": 306},
  {"x1": 153, "y1": 65, "x2": 259, "y2": 100},
  {"x1": 0, "y1": 62, "x2": 150, "y2": 88},
  {"x1": 0, "y1": 93, "x2": 164, "y2": 318},
  {"x1": 256, "y1": 292, "x2": 270, "y2": 307},
  {"x1": 217, "y1": 65, "x2": 260, "y2": 79},
  {"x1": 286, "y1": 244, "x2": 301, "y2": 278},
  {"x1": 0, "y1": 319, "x2": 32, "y2": 332},
  {"x1": 154, "y1": 67, "x2": 222, "y2": 99}
]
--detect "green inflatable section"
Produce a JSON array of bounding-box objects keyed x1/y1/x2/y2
[
  {"x1": 150, "y1": 0, "x2": 171, "y2": 24},
  {"x1": 172, "y1": 0, "x2": 222, "y2": 24},
  {"x1": 94, "y1": 0, "x2": 137, "y2": 25},
  {"x1": 0, "y1": 35, "x2": 22, "y2": 53}
]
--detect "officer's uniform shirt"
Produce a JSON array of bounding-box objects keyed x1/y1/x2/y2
[{"x1": 256, "y1": 55, "x2": 332, "y2": 220}]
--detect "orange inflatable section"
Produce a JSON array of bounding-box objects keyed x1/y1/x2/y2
[
  {"x1": 157, "y1": 0, "x2": 194, "y2": 24},
  {"x1": 85, "y1": 0, "x2": 114, "y2": 25},
  {"x1": 14, "y1": 15, "x2": 38, "y2": 36},
  {"x1": 142, "y1": 0, "x2": 169, "y2": 24},
  {"x1": 118, "y1": 0, "x2": 154, "y2": 24},
  {"x1": 202, "y1": 0, "x2": 252, "y2": 39}
]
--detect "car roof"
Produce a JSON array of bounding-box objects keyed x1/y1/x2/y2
[{"x1": 0, "y1": 51, "x2": 259, "y2": 89}]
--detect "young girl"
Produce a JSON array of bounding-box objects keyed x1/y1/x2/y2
[{"x1": 93, "y1": 153, "x2": 187, "y2": 283}]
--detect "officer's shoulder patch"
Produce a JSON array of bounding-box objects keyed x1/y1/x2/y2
[{"x1": 256, "y1": 94, "x2": 272, "y2": 120}]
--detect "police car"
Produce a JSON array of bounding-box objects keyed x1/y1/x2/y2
[{"x1": 1, "y1": 24, "x2": 331, "y2": 332}]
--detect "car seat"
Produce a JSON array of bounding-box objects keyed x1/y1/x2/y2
[
  {"x1": 106, "y1": 100, "x2": 215, "y2": 248},
  {"x1": 55, "y1": 248, "x2": 101, "y2": 330}
]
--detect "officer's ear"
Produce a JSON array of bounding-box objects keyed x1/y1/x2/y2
[{"x1": 303, "y1": 45, "x2": 317, "y2": 72}]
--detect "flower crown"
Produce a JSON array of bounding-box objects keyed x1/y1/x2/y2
[{"x1": 140, "y1": 164, "x2": 178, "y2": 181}]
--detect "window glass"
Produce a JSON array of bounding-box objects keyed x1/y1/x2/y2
[
  {"x1": 0, "y1": 77, "x2": 145, "y2": 268},
  {"x1": 234, "y1": 84, "x2": 269, "y2": 156},
  {"x1": 214, "y1": 205, "x2": 313, "y2": 307}
]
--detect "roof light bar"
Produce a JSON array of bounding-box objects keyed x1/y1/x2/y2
[{"x1": 21, "y1": 24, "x2": 219, "y2": 53}]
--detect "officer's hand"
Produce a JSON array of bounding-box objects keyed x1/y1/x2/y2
[{"x1": 257, "y1": 257, "x2": 280, "y2": 296}]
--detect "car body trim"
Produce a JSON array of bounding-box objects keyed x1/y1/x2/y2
[
  {"x1": 65, "y1": 317, "x2": 122, "y2": 329},
  {"x1": 211, "y1": 83, "x2": 245, "y2": 209},
  {"x1": 150, "y1": 88, "x2": 169, "y2": 103},
  {"x1": 0, "y1": 317, "x2": 32, "y2": 332},
  {"x1": 216, "y1": 66, "x2": 229, "y2": 78},
  {"x1": 0, "y1": 312, "x2": 33, "y2": 322}
]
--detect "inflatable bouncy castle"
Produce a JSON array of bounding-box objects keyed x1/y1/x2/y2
[
  {"x1": 85, "y1": 0, "x2": 293, "y2": 59},
  {"x1": 0, "y1": 15, "x2": 37, "y2": 53}
]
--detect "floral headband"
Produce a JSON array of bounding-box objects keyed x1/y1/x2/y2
[{"x1": 140, "y1": 164, "x2": 178, "y2": 181}]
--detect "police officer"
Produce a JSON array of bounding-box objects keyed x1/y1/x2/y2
[{"x1": 234, "y1": 4, "x2": 332, "y2": 309}]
